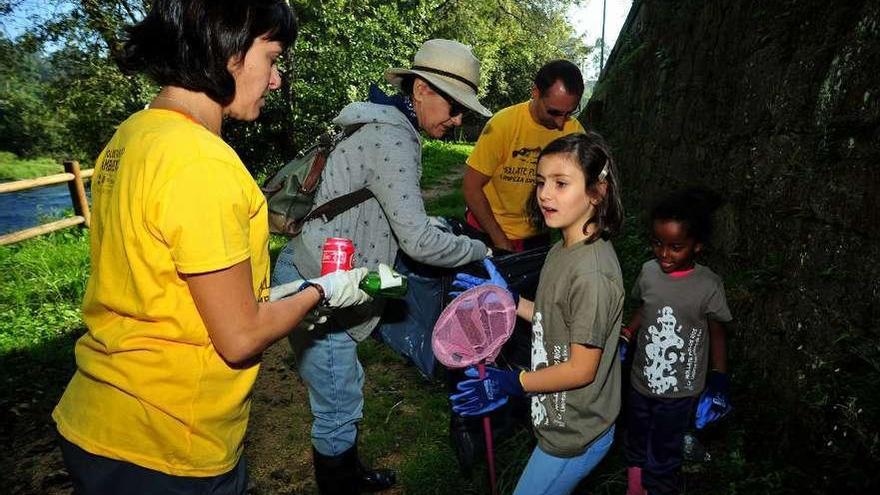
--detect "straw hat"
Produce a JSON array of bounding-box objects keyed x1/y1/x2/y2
[{"x1": 385, "y1": 39, "x2": 492, "y2": 117}]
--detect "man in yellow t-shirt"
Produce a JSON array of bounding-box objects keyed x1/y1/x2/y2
[{"x1": 464, "y1": 60, "x2": 586, "y2": 252}]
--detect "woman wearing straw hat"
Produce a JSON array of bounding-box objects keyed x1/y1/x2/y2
[{"x1": 273, "y1": 39, "x2": 492, "y2": 493}]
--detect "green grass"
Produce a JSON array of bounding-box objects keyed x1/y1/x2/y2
[
  {"x1": 421, "y1": 140, "x2": 472, "y2": 189},
  {"x1": 0, "y1": 151, "x2": 64, "y2": 181},
  {"x1": 0, "y1": 228, "x2": 90, "y2": 354}
]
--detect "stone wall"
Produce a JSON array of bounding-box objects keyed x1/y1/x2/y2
[{"x1": 587, "y1": 0, "x2": 879, "y2": 490}]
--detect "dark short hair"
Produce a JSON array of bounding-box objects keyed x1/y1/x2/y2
[
  {"x1": 399, "y1": 74, "x2": 418, "y2": 97},
  {"x1": 651, "y1": 188, "x2": 723, "y2": 245},
  {"x1": 117, "y1": 0, "x2": 297, "y2": 105},
  {"x1": 534, "y1": 60, "x2": 584, "y2": 98},
  {"x1": 527, "y1": 132, "x2": 624, "y2": 241}
]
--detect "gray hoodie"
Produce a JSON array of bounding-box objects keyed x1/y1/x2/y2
[{"x1": 291, "y1": 101, "x2": 487, "y2": 341}]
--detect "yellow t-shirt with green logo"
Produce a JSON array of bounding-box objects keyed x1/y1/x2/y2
[
  {"x1": 52, "y1": 109, "x2": 270, "y2": 477},
  {"x1": 466, "y1": 101, "x2": 584, "y2": 239}
]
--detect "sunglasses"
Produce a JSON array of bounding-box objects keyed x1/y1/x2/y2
[
  {"x1": 427, "y1": 82, "x2": 469, "y2": 118},
  {"x1": 543, "y1": 98, "x2": 581, "y2": 118}
]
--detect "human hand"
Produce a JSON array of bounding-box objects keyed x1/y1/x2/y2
[
  {"x1": 270, "y1": 280, "x2": 330, "y2": 331},
  {"x1": 450, "y1": 259, "x2": 510, "y2": 298},
  {"x1": 297, "y1": 307, "x2": 330, "y2": 332},
  {"x1": 309, "y1": 267, "x2": 372, "y2": 308},
  {"x1": 269, "y1": 278, "x2": 307, "y2": 302},
  {"x1": 618, "y1": 337, "x2": 630, "y2": 363},
  {"x1": 695, "y1": 371, "x2": 732, "y2": 429},
  {"x1": 449, "y1": 366, "x2": 524, "y2": 417},
  {"x1": 618, "y1": 326, "x2": 636, "y2": 362}
]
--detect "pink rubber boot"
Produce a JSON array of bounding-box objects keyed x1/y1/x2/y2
[{"x1": 626, "y1": 466, "x2": 647, "y2": 495}]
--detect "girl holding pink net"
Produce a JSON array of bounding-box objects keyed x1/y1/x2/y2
[{"x1": 450, "y1": 131, "x2": 625, "y2": 494}]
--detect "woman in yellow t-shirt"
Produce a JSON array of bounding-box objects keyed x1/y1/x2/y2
[{"x1": 51, "y1": 1, "x2": 371, "y2": 493}]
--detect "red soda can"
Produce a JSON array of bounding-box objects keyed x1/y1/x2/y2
[{"x1": 320, "y1": 237, "x2": 355, "y2": 275}]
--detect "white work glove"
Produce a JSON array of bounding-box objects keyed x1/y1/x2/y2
[
  {"x1": 269, "y1": 278, "x2": 330, "y2": 331},
  {"x1": 310, "y1": 267, "x2": 372, "y2": 308},
  {"x1": 270, "y1": 279, "x2": 307, "y2": 302}
]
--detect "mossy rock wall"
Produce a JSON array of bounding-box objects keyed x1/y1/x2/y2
[{"x1": 587, "y1": 0, "x2": 879, "y2": 491}]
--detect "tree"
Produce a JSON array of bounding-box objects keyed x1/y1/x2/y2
[
  {"x1": 0, "y1": 34, "x2": 68, "y2": 157},
  {"x1": 1, "y1": 0, "x2": 589, "y2": 172}
]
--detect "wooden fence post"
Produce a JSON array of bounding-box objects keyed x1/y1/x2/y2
[{"x1": 64, "y1": 160, "x2": 90, "y2": 228}]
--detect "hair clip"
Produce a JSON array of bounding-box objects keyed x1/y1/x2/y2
[{"x1": 597, "y1": 163, "x2": 609, "y2": 183}]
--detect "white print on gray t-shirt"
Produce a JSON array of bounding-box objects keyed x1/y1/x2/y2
[
  {"x1": 683, "y1": 326, "x2": 704, "y2": 391},
  {"x1": 644, "y1": 306, "x2": 685, "y2": 394},
  {"x1": 531, "y1": 312, "x2": 549, "y2": 426},
  {"x1": 550, "y1": 344, "x2": 568, "y2": 427},
  {"x1": 531, "y1": 312, "x2": 549, "y2": 369}
]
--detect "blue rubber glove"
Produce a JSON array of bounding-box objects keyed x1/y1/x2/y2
[
  {"x1": 449, "y1": 259, "x2": 516, "y2": 300},
  {"x1": 618, "y1": 326, "x2": 635, "y2": 362},
  {"x1": 618, "y1": 337, "x2": 630, "y2": 362},
  {"x1": 449, "y1": 366, "x2": 524, "y2": 417},
  {"x1": 695, "y1": 371, "x2": 732, "y2": 429}
]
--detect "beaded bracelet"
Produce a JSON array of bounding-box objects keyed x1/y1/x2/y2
[{"x1": 298, "y1": 281, "x2": 327, "y2": 306}]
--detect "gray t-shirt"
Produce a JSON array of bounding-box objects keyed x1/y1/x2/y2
[
  {"x1": 630, "y1": 261, "x2": 732, "y2": 398},
  {"x1": 530, "y1": 239, "x2": 624, "y2": 457}
]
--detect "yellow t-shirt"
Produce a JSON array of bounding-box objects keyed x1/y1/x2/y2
[
  {"x1": 466, "y1": 101, "x2": 584, "y2": 239},
  {"x1": 52, "y1": 109, "x2": 271, "y2": 477}
]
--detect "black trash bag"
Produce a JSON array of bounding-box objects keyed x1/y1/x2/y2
[
  {"x1": 376, "y1": 217, "x2": 474, "y2": 379},
  {"x1": 377, "y1": 252, "x2": 451, "y2": 380}
]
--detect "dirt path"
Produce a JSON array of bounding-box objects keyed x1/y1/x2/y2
[
  {"x1": 1, "y1": 338, "x2": 77, "y2": 495},
  {"x1": 242, "y1": 343, "x2": 316, "y2": 494},
  {"x1": 422, "y1": 168, "x2": 464, "y2": 202}
]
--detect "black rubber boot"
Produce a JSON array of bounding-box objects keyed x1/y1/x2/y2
[
  {"x1": 448, "y1": 412, "x2": 485, "y2": 476},
  {"x1": 313, "y1": 443, "x2": 396, "y2": 494},
  {"x1": 313, "y1": 446, "x2": 359, "y2": 495},
  {"x1": 357, "y1": 457, "x2": 396, "y2": 493}
]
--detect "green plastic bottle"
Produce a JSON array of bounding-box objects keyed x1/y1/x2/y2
[{"x1": 359, "y1": 264, "x2": 408, "y2": 299}]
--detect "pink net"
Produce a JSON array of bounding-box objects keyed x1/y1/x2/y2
[{"x1": 432, "y1": 285, "x2": 516, "y2": 369}]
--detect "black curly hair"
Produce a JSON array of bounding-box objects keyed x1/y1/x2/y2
[{"x1": 651, "y1": 187, "x2": 724, "y2": 245}]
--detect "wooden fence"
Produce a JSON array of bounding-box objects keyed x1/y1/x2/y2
[{"x1": 0, "y1": 161, "x2": 93, "y2": 246}]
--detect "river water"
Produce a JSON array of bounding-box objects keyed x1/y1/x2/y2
[{"x1": 0, "y1": 183, "x2": 92, "y2": 236}]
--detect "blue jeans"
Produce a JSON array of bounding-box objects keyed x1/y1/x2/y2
[
  {"x1": 513, "y1": 425, "x2": 615, "y2": 495},
  {"x1": 273, "y1": 244, "x2": 365, "y2": 456}
]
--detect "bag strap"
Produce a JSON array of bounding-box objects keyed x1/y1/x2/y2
[
  {"x1": 302, "y1": 187, "x2": 374, "y2": 224},
  {"x1": 301, "y1": 123, "x2": 373, "y2": 224},
  {"x1": 299, "y1": 123, "x2": 364, "y2": 192}
]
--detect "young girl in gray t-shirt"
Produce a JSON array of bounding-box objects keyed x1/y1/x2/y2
[
  {"x1": 450, "y1": 132, "x2": 626, "y2": 495},
  {"x1": 618, "y1": 188, "x2": 733, "y2": 495}
]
